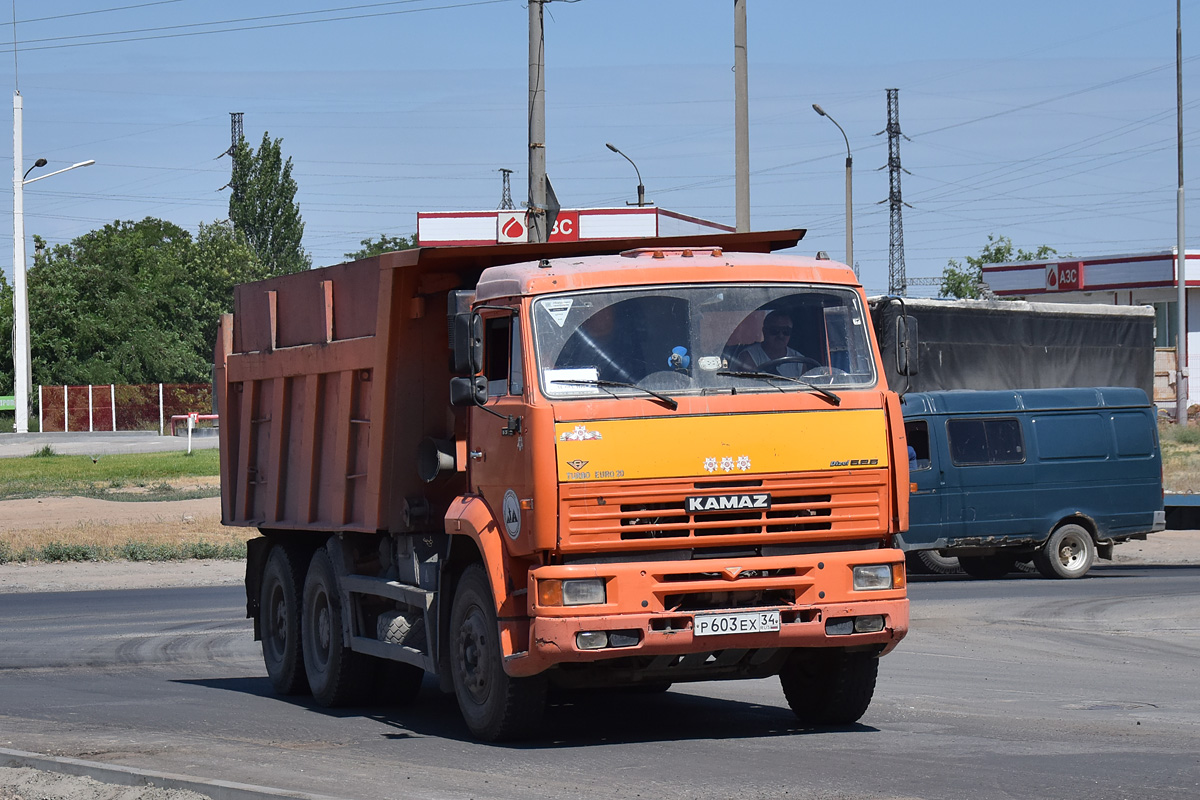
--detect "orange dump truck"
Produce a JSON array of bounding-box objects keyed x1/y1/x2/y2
[{"x1": 216, "y1": 229, "x2": 911, "y2": 741}]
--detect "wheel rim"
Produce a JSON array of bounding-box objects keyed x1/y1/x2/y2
[
  {"x1": 266, "y1": 581, "x2": 287, "y2": 658},
  {"x1": 1056, "y1": 530, "x2": 1088, "y2": 572},
  {"x1": 455, "y1": 604, "x2": 491, "y2": 706},
  {"x1": 311, "y1": 588, "x2": 332, "y2": 668}
]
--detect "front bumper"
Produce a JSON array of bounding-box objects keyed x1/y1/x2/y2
[{"x1": 503, "y1": 596, "x2": 908, "y2": 677}]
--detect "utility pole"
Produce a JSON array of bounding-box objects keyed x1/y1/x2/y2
[
  {"x1": 1177, "y1": 0, "x2": 1189, "y2": 424},
  {"x1": 883, "y1": 88, "x2": 910, "y2": 296},
  {"x1": 12, "y1": 90, "x2": 30, "y2": 433},
  {"x1": 733, "y1": 0, "x2": 750, "y2": 232},
  {"x1": 528, "y1": 0, "x2": 548, "y2": 242}
]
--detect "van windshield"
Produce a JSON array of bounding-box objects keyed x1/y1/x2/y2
[{"x1": 531, "y1": 284, "x2": 877, "y2": 399}]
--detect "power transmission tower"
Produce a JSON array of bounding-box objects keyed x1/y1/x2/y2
[
  {"x1": 217, "y1": 112, "x2": 244, "y2": 191},
  {"x1": 498, "y1": 168, "x2": 515, "y2": 210},
  {"x1": 881, "y1": 89, "x2": 911, "y2": 296}
]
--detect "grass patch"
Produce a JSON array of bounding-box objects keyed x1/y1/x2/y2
[
  {"x1": 0, "y1": 449, "x2": 220, "y2": 501},
  {"x1": 0, "y1": 538, "x2": 246, "y2": 564},
  {"x1": 1160, "y1": 419, "x2": 1200, "y2": 494}
]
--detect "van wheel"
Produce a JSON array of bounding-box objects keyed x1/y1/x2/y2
[
  {"x1": 1034, "y1": 524, "x2": 1095, "y2": 579},
  {"x1": 780, "y1": 649, "x2": 878, "y2": 726},
  {"x1": 260, "y1": 544, "x2": 309, "y2": 695},
  {"x1": 912, "y1": 550, "x2": 961, "y2": 575},
  {"x1": 958, "y1": 554, "x2": 1014, "y2": 579},
  {"x1": 450, "y1": 564, "x2": 546, "y2": 741},
  {"x1": 302, "y1": 548, "x2": 374, "y2": 706}
]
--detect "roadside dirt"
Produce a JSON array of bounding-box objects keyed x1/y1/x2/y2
[{"x1": 0, "y1": 767, "x2": 211, "y2": 800}]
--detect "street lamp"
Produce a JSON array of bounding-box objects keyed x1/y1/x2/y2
[
  {"x1": 12, "y1": 90, "x2": 95, "y2": 433},
  {"x1": 812, "y1": 103, "x2": 853, "y2": 274},
  {"x1": 605, "y1": 142, "x2": 649, "y2": 207}
]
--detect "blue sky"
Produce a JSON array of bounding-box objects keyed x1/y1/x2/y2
[{"x1": 2, "y1": 0, "x2": 1198, "y2": 296}]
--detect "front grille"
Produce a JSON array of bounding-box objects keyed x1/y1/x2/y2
[{"x1": 560, "y1": 472, "x2": 887, "y2": 552}]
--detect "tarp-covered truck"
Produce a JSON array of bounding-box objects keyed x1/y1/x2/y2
[{"x1": 216, "y1": 230, "x2": 912, "y2": 741}]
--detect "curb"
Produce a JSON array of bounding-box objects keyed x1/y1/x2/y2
[{"x1": 0, "y1": 747, "x2": 350, "y2": 800}]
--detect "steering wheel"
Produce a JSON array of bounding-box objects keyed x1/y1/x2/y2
[{"x1": 756, "y1": 355, "x2": 822, "y2": 375}]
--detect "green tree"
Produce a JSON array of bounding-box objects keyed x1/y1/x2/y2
[
  {"x1": 941, "y1": 234, "x2": 1058, "y2": 299},
  {"x1": 230, "y1": 132, "x2": 311, "y2": 275},
  {"x1": 344, "y1": 233, "x2": 417, "y2": 261},
  {"x1": 27, "y1": 218, "x2": 263, "y2": 386},
  {"x1": 0, "y1": 272, "x2": 12, "y2": 395}
]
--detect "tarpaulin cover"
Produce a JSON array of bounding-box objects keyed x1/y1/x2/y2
[{"x1": 871, "y1": 297, "x2": 1155, "y2": 397}]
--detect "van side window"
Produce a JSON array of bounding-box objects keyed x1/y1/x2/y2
[
  {"x1": 947, "y1": 417, "x2": 1025, "y2": 466},
  {"x1": 904, "y1": 420, "x2": 932, "y2": 471}
]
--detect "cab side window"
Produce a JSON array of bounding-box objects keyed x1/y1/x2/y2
[
  {"x1": 947, "y1": 417, "x2": 1025, "y2": 466},
  {"x1": 484, "y1": 316, "x2": 522, "y2": 397}
]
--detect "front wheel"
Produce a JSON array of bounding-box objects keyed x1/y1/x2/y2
[
  {"x1": 1034, "y1": 524, "x2": 1096, "y2": 579},
  {"x1": 780, "y1": 649, "x2": 878, "y2": 726},
  {"x1": 449, "y1": 564, "x2": 546, "y2": 741}
]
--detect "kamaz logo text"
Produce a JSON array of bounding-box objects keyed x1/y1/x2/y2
[
  {"x1": 830, "y1": 458, "x2": 880, "y2": 467},
  {"x1": 686, "y1": 493, "x2": 771, "y2": 513}
]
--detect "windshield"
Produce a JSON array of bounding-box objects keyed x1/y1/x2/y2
[{"x1": 532, "y1": 284, "x2": 877, "y2": 399}]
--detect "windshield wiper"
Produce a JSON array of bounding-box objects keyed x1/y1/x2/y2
[
  {"x1": 716, "y1": 371, "x2": 841, "y2": 406},
  {"x1": 552, "y1": 378, "x2": 679, "y2": 410}
]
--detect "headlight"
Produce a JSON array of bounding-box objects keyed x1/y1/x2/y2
[
  {"x1": 538, "y1": 577, "x2": 607, "y2": 606},
  {"x1": 562, "y1": 578, "x2": 607, "y2": 606},
  {"x1": 852, "y1": 564, "x2": 894, "y2": 591}
]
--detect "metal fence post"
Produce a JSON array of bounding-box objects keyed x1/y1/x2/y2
[
  {"x1": 88, "y1": 384, "x2": 94, "y2": 432},
  {"x1": 159, "y1": 383, "x2": 164, "y2": 436},
  {"x1": 37, "y1": 385, "x2": 42, "y2": 433},
  {"x1": 111, "y1": 384, "x2": 116, "y2": 431},
  {"x1": 63, "y1": 385, "x2": 68, "y2": 432}
]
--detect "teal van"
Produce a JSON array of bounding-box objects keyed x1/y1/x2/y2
[{"x1": 899, "y1": 388, "x2": 1165, "y2": 579}]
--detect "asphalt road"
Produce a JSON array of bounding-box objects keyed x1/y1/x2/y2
[
  {"x1": 0, "y1": 431, "x2": 218, "y2": 458},
  {"x1": 2, "y1": 566, "x2": 1198, "y2": 800}
]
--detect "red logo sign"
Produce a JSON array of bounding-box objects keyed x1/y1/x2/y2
[
  {"x1": 498, "y1": 212, "x2": 526, "y2": 242},
  {"x1": 1046, "y1": 261, "x2": 1083, "y2": 292},
  {"x1": 548, "y1": 211, "x2": 580, "y2": 242}
]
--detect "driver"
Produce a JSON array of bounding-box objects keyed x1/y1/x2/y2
[{"x1": 736, "y1": 310, "x2": 810, "y2": 377}]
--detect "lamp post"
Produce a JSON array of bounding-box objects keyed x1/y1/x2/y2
[
  {"x1": 812, "y1": 103, "x2": 853, "y2": 274},
  {"x1": 12, "y1": 90, "x2": 95, "y2": 433},
  {"x1": 605, "y1": 142, "x2": 648, "y2": 207}
]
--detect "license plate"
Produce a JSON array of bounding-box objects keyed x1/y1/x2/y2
[{"x1": 693, "y1": 610, "x2": 781, "y2": 637}]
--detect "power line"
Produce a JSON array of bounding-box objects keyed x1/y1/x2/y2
[{"x1": 0, "y1": 0, "x2": 515, "y2": 53}]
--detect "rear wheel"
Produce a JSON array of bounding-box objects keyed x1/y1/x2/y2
[
  {"x1": 450, "y1": 564, "x2": 546, "y2": 741},
  {"x1": 259, "y1": 544, "x2": 308, "y2": 695},
  {"x1": 301, "y1": 548, "x2": 374, "y2": 706},
  {"x1": 1034, "y1": 524, "x2": 1096, "y2": 579},
  {"x1": 780, "y1": 649, "x2": 878, "y2": 726},
  {"x1": 958, "y1": 554, "x2": 1015, "y2": 580}
]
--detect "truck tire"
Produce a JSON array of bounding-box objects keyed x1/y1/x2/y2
[
  {"x1": 260, "y1": 544, "x2": 309, "y2": 695},
  {"x1": 958, "y1": 554, "x2": 1015, "y2": 580},
  {"x1": 780, "y1": 649, "x2": 878, "y2": 726},
  {"x1": 449, "y1": 564, "x2": 546, "y2": 741},
  {"x1": 301, "y1": 548, "x2": 374, "y2": 707},
  {"x1": 1033, "y1": 523, "x2": 1095, "y2": 579}
]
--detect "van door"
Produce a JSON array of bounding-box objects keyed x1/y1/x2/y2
[
  {"x1": 946, "y1": 416, "x2": 1037, "y2": 543},
  {"x1": 903, "y1": 417, "x2": 962, "y2": 548}
]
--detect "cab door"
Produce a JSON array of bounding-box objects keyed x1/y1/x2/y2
[{"x1": 468, "y1": 311, "x2": 536, "y2": 553}]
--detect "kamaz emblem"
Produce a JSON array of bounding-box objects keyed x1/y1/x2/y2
[
  {"x1": 686, "y1": 493, "x2": 771, "y2": 513},
  {"x1": 566, "y1": 459, "x2": 588, "y2": 470},
  {"x1": 830, "y1": 458, "x2": 880, "y2": 467}
]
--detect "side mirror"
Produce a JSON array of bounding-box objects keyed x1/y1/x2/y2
[
  {"x1": 449, "y1": 375, "x2": 488, "y2": 407},
  {"x1": 895, "y1": 315, "x2": 919, "y2": 376},
  {"x1": 451, "y1": 313, "x2": 483, "y2": 375}
]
